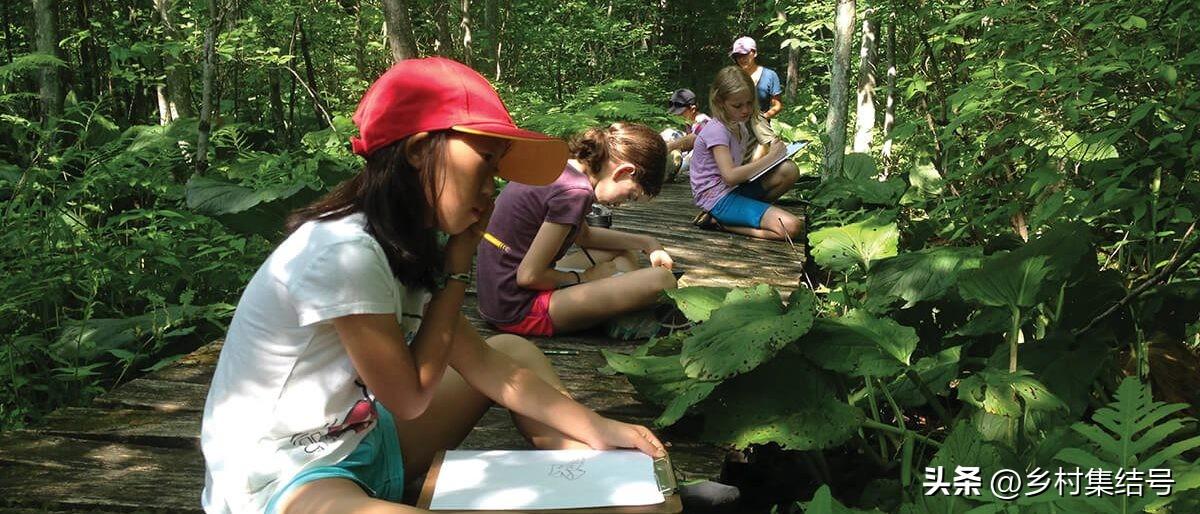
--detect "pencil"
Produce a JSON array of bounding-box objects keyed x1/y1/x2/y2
[{"x1": 479, "y1": 230, "x2": 510, "y2": 253}]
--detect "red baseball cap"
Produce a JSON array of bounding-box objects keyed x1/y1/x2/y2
[{"x1": 350, "y1": 57, "x2": 567, "y2": 186}]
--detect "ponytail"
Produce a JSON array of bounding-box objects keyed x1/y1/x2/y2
[{"x1": 568, "y1": 123, "x2": 667, "y2": 197}]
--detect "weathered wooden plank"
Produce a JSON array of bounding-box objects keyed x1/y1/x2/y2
[
  {"x1": 0, "y1": 433, "x2": 203, "y2": 513},
  {"x1": 40, "y1": 407, "x2": 200, "y2": 448},
  {"x1": 144, "y1": 341, "x2": 222, "y2": 384},
  {"x1": 93, "y1": 378, "x2": 208, "y2": 412}
]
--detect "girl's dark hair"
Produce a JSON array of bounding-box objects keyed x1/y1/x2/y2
[
  {"x1": 287, "y1": 134, "x2": 448, "y2": 290},
  {"x1": 568, "y1": 122, "x2": 667, "y2": 197}
]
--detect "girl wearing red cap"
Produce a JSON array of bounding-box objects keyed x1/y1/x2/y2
[
  {"x1": 199, "y1": 58, "x2": 665, "y2": 514},
  {"x1": 475, "y1": 123, "x2": 677, "y2": 338}
]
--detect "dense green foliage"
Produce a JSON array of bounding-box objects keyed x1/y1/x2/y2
[{"x1": 2, "y1": 0, "x2": 1199, "y2": 511}]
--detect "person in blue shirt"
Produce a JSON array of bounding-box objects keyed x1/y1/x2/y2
[
  {"x1": 729, "y1": 36, "x2": 783, "y2": 119},
  {"x1": 728, "y1": 36, "x2": 784, "y2": 167}
]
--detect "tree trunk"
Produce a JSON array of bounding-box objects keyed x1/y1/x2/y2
[
  {"x1": 852, "y1": 16, "x2": 878, "y2": 153},
  {"x1": 433, "y1": 2, "x2": 454, "y2": 57},
  {"x1": 823, "y1": 0, "x2": 855, "y2": 179},
  {"x1": 156, "y1": 84, "x2": 172, "y2": 124},
  {"x1": 32, "y1": 0, "x2": 62, "y2": 121},
  {"x1": 352, "y1": 0, "x2": 370, "y2": 80},
  {"x1": 486, "y1": 0, "x2": 500, "y2": 77},
  {"x1": 196, "y1": 0, "x2": 219, "y2": 176},
  {"x1": 459, "y1": 0, "x2": 472, "y2": 66},
  {"x1": 297, "y1": 15, "x2": 331, "y2": 128},
  {"x1": 881, "y1": 14, "x2": 897, "y2": 162},
  {"x1": 154, "y1": 0, "x2": 194, "y2": 120},
  {"x1": 777, "y1": 7, "x2": 798, "y2": 103},
  {"x1": 268, "y1": 67, "x2": 287, "y2": 148},
  {"x1": 381, "y1": 0, "x2": 417, "y2": 62},
  {"x1": 74, "y1": 0, "x2": 96, "y2": 99}
]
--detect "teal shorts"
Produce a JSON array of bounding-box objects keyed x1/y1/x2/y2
[
  {"x1": 265, "y1": 403, "x2": 405, "y2": 513},
  {"x1": 710, "y1": 181, "x2": 771, "y2": 229}
]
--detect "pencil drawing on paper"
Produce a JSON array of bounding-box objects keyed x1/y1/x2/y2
[{"x1": 548, "y1": 458, "x2": 588, "y2": 481}]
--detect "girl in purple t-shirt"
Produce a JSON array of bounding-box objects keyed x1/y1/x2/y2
[
  {"x1": 476, "y1": 123, "x2": 677, "y2": 337},
  {"x1": 688, "y1": 66, "x2": 802, "y2": 241}
]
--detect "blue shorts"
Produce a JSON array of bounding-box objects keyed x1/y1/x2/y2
[
  {"x1": 710, "y1": 181, "x2": 771, "y2": 229},
  {"x1": 266, "y1": 403, "x2": 405, "y2": 513}
]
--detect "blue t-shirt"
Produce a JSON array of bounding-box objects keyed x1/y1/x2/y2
[{"x1": 755, "y1": 67, "x2": 782, "y2": 112}]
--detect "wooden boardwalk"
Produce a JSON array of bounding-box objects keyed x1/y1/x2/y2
[{"x1": 0, "y1": 181, "x2": 805, "y2": 513}]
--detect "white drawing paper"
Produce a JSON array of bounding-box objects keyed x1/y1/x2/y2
[{"x1": 428, "y1": 449, "x2": 665, "y2": 510}]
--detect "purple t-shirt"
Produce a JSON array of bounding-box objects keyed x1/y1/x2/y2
[
  {"x1": 688, "y1": 118, "x2": 748, "y2": 211},
  {"x1": 476, "y1": 164, "x2": 594, "y2": 325}
]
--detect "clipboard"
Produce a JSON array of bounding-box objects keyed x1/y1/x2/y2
[
  {"x1": 416, "y1": 450, "x2": 682, "y2": 513},
  {"x1": 747, "y1": 141, "x2": 808, "y2": 182}
]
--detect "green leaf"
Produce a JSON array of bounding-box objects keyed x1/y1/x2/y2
[
  {"x1": 797, "y1": 310, "x2": 918, "y2": 378},
  {"x1": 1008, "y1": 222, "x2": 1092, "y2": 281},
  {"x1": 889, "y1": 345, "x2": 963, "y2": 407},
  {"x1": 958, "y1": 254, "x2": 1050, "y2": 308},
  {"x1": 802, "y1": 485, "x2": 885, "y2": 513},
  {"x1": 681, "y1": 286, "x2": 816, "y2": 380},
  {"x1": 601, "y1": 348, "x2": 720, "y2": 427},
  {"x1": 813, "y1": 176, "x2": 907, "y2": 207},
  {"x1": 185, "y1": 174, "x2": 306, "y2": 215},
  {"x1": 663, "y1": 286, "x2": 732, "y2": 323},
  {"x1": 899, "y1": 163, "x2": 944, "y2": 204},
  {"x1": 948, "y1": 307, "x2": 1011, "y2": 337},
  {"x1": 930, "y1": 422, "x2": 1010, "y2": 476},
  {"x1": 700, "y1": 353, "x2": 863, "y2": 450},
  {"x1": 1121, "y1": 15, "x2": 1147, "y2": 30},
  {"x1": 958, "y1": 369, "x2": 1066, "y2": 418},
  {"x1": 809, "y1": 216, "x2": 900, "y2": 273},
  {"x1": 866, "y1": 247, "x2": 983, "y2": 308},
  {"x1": 842, "y1": 153, "x2": 876, "y2": 180}
]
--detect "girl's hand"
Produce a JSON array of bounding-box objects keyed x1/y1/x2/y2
[
  {"x1": 764, "y1": 140, "x2": 787, "y2": 160},
  {"x1": 588, "y1": 417, "x2": 666, "y2": 458},
  {"x1": 445, "y1": 214, "x2": 490, "y2": 272},
  {"x1": 648, "y1": 249, "x2": 673, "y2": 270}
]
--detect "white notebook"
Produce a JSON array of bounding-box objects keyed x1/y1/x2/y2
[
  {"x1": 428, "y1": 449, "x2": 666, "y2": 511},
  {"x1": 748, "y1": 141, "x2": 808, "y2": 182}
]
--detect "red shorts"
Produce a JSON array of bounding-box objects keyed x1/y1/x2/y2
[{"x1": 495, "y1": 290, "x2": 555, "y2": 337}]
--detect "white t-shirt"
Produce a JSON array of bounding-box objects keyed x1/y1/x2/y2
[{"x1": 200, "y1": 213, "x2": 430, "y2": 514}]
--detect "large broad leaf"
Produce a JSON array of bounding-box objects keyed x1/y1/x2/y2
[
  {"x1": 899, "y1": 163, "x2": 944, "y2": 205},
  {"x1": 680, "y1": 286, "x2": 815, "y2": 380},
  {"x1": 601, "y1": 351, "x2": 693, "y2": 406},
  {"x1": 813, "y1": 176, "x2": 907, "y2": 207},
  {"x1": 796, "y1": 310, "x2": 918, "y2": 378},
  {"x1": 929, "y1": 422, "x2": 1011, "y2": 478},
  {"x1": 866, "y1": 246, "x2": 984, "y2": 309},
  {"x1": 1007, "y1": 222, "x2": 1092, "y2": 282},
  {"x1": 808, "y1": 216, "x2": 900, "y2": 273},
  {"x1": 947, "y1": 307, "x2": 1011, "y2": 337},
  {"x1": 958, "y1": 253, "x2": 1050, "y2": 308},
  {"x1": 699, "y1": 352, "x2": 863, "y2": 450},
  {"x1": 185, "y1": 174, "x2": 307, "y2": 215},
  {"x1": 663, "y1": 286, "x2": 732, "y2": 323},
  {"x1": 842, "y1": 152, "x2": 877, "y2": 180},
  {"x1": 888, "y1": 345, "x2": 963, "y2": 407},
  {"x1": 957, "y1": 369, "x2": 1066, "y2": 418},
  {"x1": 802, "y1": 485, "x2": 885, "y2": 514},
  {"x1": 601, "y1": 348, "x2": 719, "y2": 428},
  {"x1": 50, "y1": 303, "x2": 232, "y2": 365},
  {"x1": 999, "y1": 333, "x2": 1109, "y2": 417}
]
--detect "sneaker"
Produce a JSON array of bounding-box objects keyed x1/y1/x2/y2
[
  {"x1": 677, "y1": 480, "x2": 742, "y2": 513},
  {"x1": 691, "y1": 210, "x2": 723, "y2": 231}
]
